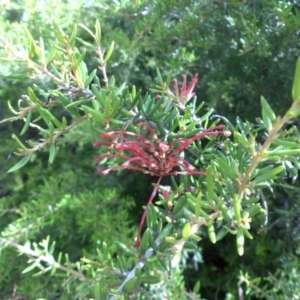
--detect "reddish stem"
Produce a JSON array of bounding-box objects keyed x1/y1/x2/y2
[{"x1": 135, "y1": 176, "x2": 163, "y2": 247}]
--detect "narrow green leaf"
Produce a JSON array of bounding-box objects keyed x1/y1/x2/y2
[
  {"x1": 266, "y1": 148, "x2": 300, "y2": 155},
  {"x1": 156, "y1": 67, "x2": 163, "y2": 84},
  {"x1": 216, "y1": 157, "x2": 236, "y2": 180},
  {"x1": 216, "y1": 227, "x2": 228, "y2": 241},
  {"x1": 253, "y1": 165, "x2": 284, "y2": 184},
  {"x1": 195, "y1": 191, "x2": 202, "y2": 218},
  {"x1": 157, "y1": 224, "x2": 173, "y2": 242},
  {"x1": 110, "y1": 97, "x2": 121, "y2": 118},
  {"x1": 75, "y1": 49, "x2": 86, "y2": 68},
  {"x1": 48, "y1": 144, "x2": 56, "y2": 165},
  {"x1": 241, "y1": 197, "x2": 260, "y2": 206},
  {"x1": 28, "y1": 87, "x2": 42, "y2": 104},
  {"x1": 141, "y1": 275, "x2": 162, "y2": 284},
  {"x1": 274, "y1": 139, "x2": 300, "y2": 148},
  {"x1": 182, "y1": 222, "x2": 191, "y2": 241},
  {"x1": 100, "y1": 282, "x2": 108, "y2": 299},
  {"x1": 78, "y1": 23, "x2": 95, "y2": 40},
  {"x1": 7, "y1": 155, "x2": 32, "y2": 173},
  {"x1": 69, "y1": 24, "x2": 77, "y2": 46},
  {"x1": 75, "y1": 37, "x2": 94, "y2": 48},
  {"x1": 94, "y1": 282, "x2": 101, "y2": 300},
  {"x1": 200, "y1": 108, "x2": 214, "y2": 122},
  {"x1": 163, "y1": 107, "x2": 178, "y2": 125},
  {"x1": 135, "y1": 267, "x2": 142, "y2": 289},
  {"x1": 190, "y1": 234, "x2": 201, "y2": 242},
  {"x1": 193, "y1": 281, "x2": 201, "y2": 294},
  {"x1": 184, "y1": 241, "x2": 198, "y2": 250},
  {"x1": 219, "y1": 203, "x2": 232, "y2": 222},
  {"x1": 116, "y1": 255, "x2": 125, "y2": 273},
  {"x1": 85, "y1": 69, "x2": 97, "y2": 86},
  {"x1": 22, "y1": 261, "x2": 39, "y2": 274},
  {"x1": 123, "y1": 277, "x2": 138, "y2": 293},
  {"x1": 261, "y1": 96, "x2": 276, "y2": 131},
  {"x1": 104, "y1": 41, "x2": 114, "y2": 62},
  {"x1": 186, "y1": 193, "x2": 212, "y2": 210},
  {"x1": 207, "y1": 223, "x2": 216, "y2": 244},
  {"x1": 234, "y1": 131, "x2": 251, "y2": 148},
  {"x1": 243, "y1": 228, "x2": 253, "y2": 240},
  {"x1": 251, "y1": 165, "x2": 274, "y2": 181},
  {"x1": 50, "y1": 265, "x2": 57, "y2": 276},
  {"x1": 292, "y1": 56, "x2": 300, "y2": 101},
  {"x1": 164, "y1": 236, "x2": 177, "y2": 244},
  {"x1": 233, "y1": 194, "x2": 241, "y2": 223},
  {"x1": 48, "y1": 121, "x2": 54, "y2": 144},
  {"x1": 48, "y1": 111, "x2": 63, "y2": 130},
  {"x1": 57, "y1": 252, "x2": 62, "y2": 264},
  {"x1": 20, "y1": 112, "x2": 32, "y2": 136},
  {"x1": 102, "y1": 242, "x2": 110, "y2": 259},
  {"x1": 91, "y1": 98, "x2": 100, "y2": 111},
  {"x1": 76, "y1": 60, "x2": 88, "y2": 87},
  {"x1": 207, "y1": 165, "x2": 214, "y2": 200},
  {"x1": 92, "y1": 85, "x2": 106, "y2": 108},
  {"x1": 49, "y1": 240, "x2": 56, "y2": 254},
  {"x1": 151, "y1": 112, "x2": 168, "y2": 120},
  {"x1": 65, "y1": 98, "x2": 89, "y2": 109},
  {"x1": 7, "y1": 100, "x2": 18, "y2": 115},
  {"x1": 24, "y1": 27, "x2": 41, "y2": 58},
  {"x1": 172, "y1": 196, "x2": 187, "y2": 215},
  {"x1": 245, "y1": 203, "x2": 263, "y2": 217},
  {"x1": 262, "y1": 111, "x2": 272, "y2": 132},
  {"x1": 131, "y1": 85, "x2": 136, "y2": 100},
  {"x1": 149, "y1": 97, "x2": 164, "y2": 116},
  {"x1": 61, "y1": 117, "x2": 67, "y2": 129},
  {"x1": 53, "y1": 20, "x2": 67, "y2": 44},
  {"x1": 104, "y1": 91, "x2": 112, "y2": 117},
  {"x1": 223, "y1": 226, "x2": 237, "y2": 235},
  {"x1": 96, "y1": 248, "x2": 104, "y2": 263},
  {"x1": 0, "y1": 116, "x2": 20, "y2": 124},
  {"x1": 195, "y1": 101, "x2": 205, "y2": 114},
  {"x1": 166, "y1": 70, "x2": 173, "y2": 86},
  {"x1": 148, "y1": 228, "x2": 156, "y2": 248},
  {"x1": 95, "y1": 19, "x2": 101, "y2": 44},
  {"x1": 261, "y1": 96, "x2": 276, "y2": 121},
  {"x1": 140, "y1": 228, "x2": 150, "y2": 253},
  {"x1": 81, "y1": 105, "x2": 106, "y2": 123},
  {"x1": 12, "y1": 134, "x2": 28, "y2": 150},
  {"x1": 146, "y1": 203, "x2": 158, "y2": 230},
  {"x1": 115, "y1": 242, "x2": 137, "y2": 257}
]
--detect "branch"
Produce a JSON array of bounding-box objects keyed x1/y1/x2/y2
[
  {"x1": 112, "y1": 210, "x2": 221, "y2": 298},
  {"x1": 1, "y1": 239, "x2": 86, "y2": 280},
  {"x1": 17, "y1": 116, "x2": 87, "y2": 156}
]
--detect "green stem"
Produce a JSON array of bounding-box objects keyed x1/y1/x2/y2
[{"x1": 238, "y1": 112, "x2": 293, "y2": 199}]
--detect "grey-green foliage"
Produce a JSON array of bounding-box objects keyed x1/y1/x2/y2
[
  {"x1": 78, "y1": 0, "x2": 300, "y2": 121},
  {"x1": 0, "y1": 1, "x2": 300, "y2": 299}
]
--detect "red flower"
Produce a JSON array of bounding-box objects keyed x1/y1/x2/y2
[
  {"x1": 166, "y1": 73, "x2": 199, "y2": 104},
  {"x1": 94, "y1": 123, "x2": 231, "y2": 246}
]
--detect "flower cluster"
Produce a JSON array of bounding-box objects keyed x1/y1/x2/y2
[
  {"x1": 167, "y1": 73, "x2": 199, "y2": 104},
  {"x1": 94, "y1": 122, "x2": 231, "y2": 246}
]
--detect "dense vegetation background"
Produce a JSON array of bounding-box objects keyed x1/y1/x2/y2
[{"x1": 0, "y1": 0, "x2": 300, "y2": 299}]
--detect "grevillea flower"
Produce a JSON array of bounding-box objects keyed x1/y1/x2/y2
[
  {"x1": 93, "y1": 122, "x2": 231, "y2": 246},
  {"x1": 166, "y1": 73, "x2": 199, "y2": 104}
]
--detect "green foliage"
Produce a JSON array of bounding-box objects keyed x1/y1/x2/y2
[{"x1": 0, "y1": 1, "x2": 300, "y2": 299}]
